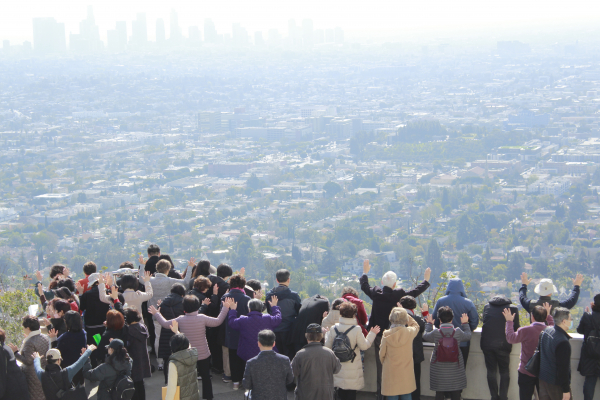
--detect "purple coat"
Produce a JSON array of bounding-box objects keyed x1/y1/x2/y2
[{"x1": 228, "y1": 306, "x2": 282, "y2": 361}]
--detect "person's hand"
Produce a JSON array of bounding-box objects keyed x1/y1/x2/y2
[
  {"x1": 460, "y1": 313, "x2": 469, "y2": 324},
  {"x1": 32, "y1": 352, "x2": 41, "y2": 359},
  {"x1": 138, "y1": 254, "x2": 146, "y2": 266},
  {"x1": 562, "y1": 393, "x2": 571, "y2": 400},
  {"x1": 188, "y1": 257, "x2": 196, "y2": 268},
  {"x1": 106, "y1": 273, "x2": 113, "y2": 287},
  {"x1": 48, "y1": 328, "x2": 58, "y2": 339},
  {"x1": 202, "y1": 298, "x2": 211, "y2": 306},
  {"x1": 521, "y1": 272, "x2": 532, "y2": 286},
  {"x1": 425, "y1": 314, "x2": 434, "y2": 324},
  {"x1": 423, "y1": 267, "x2": 431, "y2": 282},
  {"x1": 421, "y1": 302, "x2": 429, "y2": 314},
  {"x1": 223, "y1": 297, "x2": 235, "y2": 310},
  {"x1": 240, "y1": 267, "x2": 245, "y2": 277},
  {"x1": 213, "y1": 284, "x2": 219, "y2": 295},
  {"x1": 148, "y1": 305, "x2": 160, "y2": 315},
  {"x1": 142, "y1": 271, "x2": 151, "y2": 283},
  {"x1": 543, "y1": 302, "x2": 552, "y2": 316},
  {"x1": 370, "y1": 326, "x2": 381, "y2": 335},
  {"x1": 8, "y1": 343, "x2": 18, "y2": 353},
  {"x1": 586, "y1": 305, "x2": 591, "y2": 313},
  {"x1": 573, "y1": 274, "x2": 584, "y2": 287},
  {"x1": 502, "y1": 308, "x2": 515, "y2": 321},
  {"x1": 269, "y1": 295, "x2": 278, "y2": 307},
  {"x1": 35, "y1": 270, "x2": 43, "y2": 282},
  {"x1": 98, "y1": 273, "x2": 105, "y2": 285},
  {"x1": 170, "y1": 320, "x2": 180, "y2": 334},
  {"x1": 363, "y1": 259, "x2": 370, "y2": 275},
  {"x1": 37, "y1": 282, "x2": 44, "y2": 294},
  {"x1": 75, "y1": 282, "x2": 84, "y2": 294},
  {"x1": 323, "y1": 311, "x2": 329, "y2": 319},
  {"x1": 109, "y1": 286, "x2": 119, "y2": 300},
  {"x1": 157, "y1": 299, "x2": 162, "y2": 307},
  {"x1": 39, "y1": 317, "x2": 50, "y2": 327}
]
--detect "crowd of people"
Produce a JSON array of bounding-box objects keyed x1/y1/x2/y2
[{"x1": 0, "y1": 243, "x2": 597, "y2": 400}]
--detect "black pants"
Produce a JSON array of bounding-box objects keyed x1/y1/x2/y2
[
  {"x1": 483, "y1": 348, "x2": 511, "y2": 400},
  {"x1": 144, "y1": 314, "x2": 155, "y2": 354},
  {"x1": 228, "y1": 348, "x2": 246, "y2": 383},
  {"x1": 518, "y1": 371, "x2": 539, "y2": 400},
  {"x1": 275, "y1": 330, "x2": 296, "y2": 360},
  {"x1": 132, "y1": 380, "x2": 145, "y2": 400},
  {"x1": 460, "y1": 344, "x2": 470, "y2": 367},
  {"x1": 206, "y1": 327, "x2": 223, "y2": 372},
  {"x1": 435, "y1": 391, "x2": 460, "y2": 400},
  {"x1": 197, "y1": 357, "x2": 213, "y2": 399},
  {"x1": 584, "y1": 375, "x2": 600, "y2": 400},
  {"x1": 337, "y1": 388, "x2": 357, "y2": 400},
  {"x1": 85, "y1": 326, "x2": 105, "y2": 367},
  {"x1": 374, "y1": 334, "x2": 383, "y2": 399},
  {"x1": 411, "y1": 361, "x2": 421, "y2": 400}
]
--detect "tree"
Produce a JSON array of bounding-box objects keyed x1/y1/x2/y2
[
  {"x1": 441, "y1": 188, "x2": 450, "y2": 208},
  {"x1": 247, "y1": 173, "x2": 265, "y2": 191},
  {"x1": 507, "y1": 252, "x2": 525, "y2": 280},
  {"x1": 31, "y1": 230, "x2": 58, "y2": 269},
  {"x1": 323, "y1": 181, "x2": 342, "y2": 198},
  {"x1": 456, "y1": 214, "x2": 471, "y2": 249},
  {"x1": 425, "y1": 238, "x2": 444, "y2": 279},
  {"x1": 234, "y1": 233, "x2": 255, "y2": 269}
]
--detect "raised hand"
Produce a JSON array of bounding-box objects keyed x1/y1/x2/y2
[
  {"x1": 370, "y1": 326, "x2": 381, "y2": 335},
  {"x1": 32, "y1": 352, "x2": 41, "y2": 359},
  {"x1": 8, "y1": 343, "x2": 18, "y2": 353},
  {"x1": 98, "y1": 273, "x2": 105, "y2": 285},
  {"x1": 75, "y1": 282, "x2": 84, "y2": 294},
  {"x1": 397, "y1": 302, "x2": 403, "y2": 308},
  {"x1": 48, "y1": 328, "x2": 58, "y2": 339},
  {"x1": 62, "y1": 267, "x2": 70, "y2": 277},
  {"x1": 573, "y1": 274, "x2": 584, "y2": 287},
  {"x1": 502, "y1": 308, "x2": 515, "y2": 321},
  {"x1": 223, "y1": 297, "x2": 235, "y2": 310},
  {"x1": 202, "y1": 298, "x2": 211, "y2": 306},
  {"x1": 39, "y1": 317, "x2": 50, "y2": 327},
  {"x1": 171, "y1": 320, "x2": 180, "y2": 334},
  {"x1": 35, "y1": 270, "x2": 43, "y2": 282},
  {"x1": 138, "y1": 254, "x2": 146, "y2": 266},
  {"x1": 425, "y1": 314, "x2": 434, "y2": 325},
  {"x1": 543, "y1": 302, "x2": 552, "y2": 316},
  {"x1": 188, "y1": 257, "x2": 196, "y2": 268},
  {"x1": 421, "y1": 302, "x2": 429, "y2": 314},
  {"x1": 109, "y1": 286, "x2": 119, "y2": 300},
  {"x1": 423, "y1": 267, "x2": 431, "y2": 282},
  {"x1": 521, "y1": 272, "x2": 532, "y2": 286},
  {"x1": 143, "y1": 271, "x2": 151, "y2": 283},
  {"x1": 106, "y1": 273, "x2": 113, "y2": 287},
  {"x1": 85, "y1": 344, "x2": 96, "y2": 353},
  {"x1": 363, "y1": 259, "x2": 370, "y2": 275},
  {"x1": 240, "y1": 267, "x2": 245, "y2": 277},
  {"x1": 460, "y1": 313, "x2": 469, "y2": 324},
  {"x1": 268, "y1": 295, "x2": 278, "y2": 307},
  {"x1": 148, "y1": 305, "x2": 160, "y2": 315}
]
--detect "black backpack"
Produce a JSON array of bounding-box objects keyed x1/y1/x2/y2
[
  {"x1": 331, "y1": 326, "x2": 357, "y2": 363},
  {"x1": 584, "y1": 316, "x2": 600, "y2": 360},
  {"x1": 111, "y1": 370, "x2": 135, "y2": 400}
]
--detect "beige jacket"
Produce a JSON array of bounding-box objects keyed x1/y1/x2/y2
[{"x1": 379, "y1": 316, "x2": 419, "y2": 396}]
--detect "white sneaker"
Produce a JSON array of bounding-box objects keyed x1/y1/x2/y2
[
  {"x1": 157, "y1": 364, "x2": 163, "y2": 371},
  {"x1": 233, "y1": 382, "x2": 240, "y2": 390}
]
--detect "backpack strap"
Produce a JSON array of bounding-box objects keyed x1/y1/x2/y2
[
  {"x1": 334, "y1": 327, "x2": 340, "y2": 335},
  {"x1": 343, "y1": 326, "x2": 356, "y2": 335}
]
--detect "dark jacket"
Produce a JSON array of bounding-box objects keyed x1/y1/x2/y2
[
  {"x1": 539, "y1": 326, "x2": 571, "y2": 393},
  {"x1": 243, "y1": 350, "x2": 294, "y2": 400},
  {"x1": 206, "y1": 275, "x2": 229, "y2": 317},
  {"x1": 48, "y1": 318, "x2": 67, "y2": 345},
  {"x1": 56, "y1": 331, "x2": 87, "y2": 368},
  {"x1": 407, "y1": 311, "x2": 426, "y2": 364},
  {"x1": 577, "y1": 311, "x2": 600, "y2": 376},
  {"x1": 0, "y1": 344, "x2": 30, "y2": 400},
  {"x1": 83, "y1": 357, "x2": 132, "y2": 400},
  {"x1": 127, "y1": 323, "x2": 151, "y2": 382},
  {"x1": 222, "y1": 288, "x2": 251, "y2": 349},
  {"x1": 97, "y1": 326, "x2": 129, "y2": 364},
  {"x1": 291, "y1": 295, "x2": 330, "y2": 349},
  {"x1": 480, "y1": 296, "x2": 520, "y2": 352},
  {"x1": 519, "y1": 284, "x2": 580, "y2": 313},
  {"x1": 144, "y1": 255, "x2": 160, "y2": 275},
  {"x1": 432, "y1": 279, "x2": 479, "y2": 346},
  {"x1": 79, "y1": 284, "x2": 111, "y2": 328},
  {"x1": 187, "y1": 289, "x2": 215, "y2": 316},
  {"x1": 291, "y1": 342, "x2": 341, "y2": 400},
  {"x1": 158, "y1": 293, "x2": 185, "y2": 360},
  {"x1": 360, "y1": 273, "x2": 430, "y2": 332},
  {"x1": 265, "y1": 285, "x2": 301, "y2": 333},
  {"x1": 39, "y1": 365, "x2": 71, "y2": 400}
]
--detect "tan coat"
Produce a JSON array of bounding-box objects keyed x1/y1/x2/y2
[
  {"x1": 379, "y1": 317, "x2": 419, "y2": 396},
  {"x1": 324, "y1": 317, "x2": 376, "y2": 391}
]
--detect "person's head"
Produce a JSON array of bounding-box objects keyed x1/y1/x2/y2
[
  {"x1": 147, "y1": 244, "x2": 160, "y2": 257},
  {"x1": 120, "y1": 274, "x2": 139, "y2": 291},
  {"x1": 50, "y1": 264, "x2": 67, "y2": 280},
  {"x1": 183, "y1": 295, "x2": 201, "y2": 313},
  {"x1": 437, "y1": 306, "x2": 454, "y2": 324},
  {"x1": 341, "y1": 286, "x2": 359, "y2": 298},
  {"x1": 531, "y1": 305, "x2": 548, "y2": 323},
  {"x1": 48, "y1": 298, "x2": 71, "y2": 317},
  {"x1": 64, "y1": 311, "x2": 83, "y2": 332},
  {"x1": 123, "y1": 307, "x2": 142, "y2": 325},
  {"x1": 170, "y1": 283, "x2": 186, "y2": 297},
  {"x1": 54, "y1": 287, "x2": 73, "y2": 301},
  {"x1": 257, "y1": 329, "x2": 276, "y2": 351},
  {"x1": 400, "y1": 296, "x2": 417, "y2": 310},
  {"x1": 305, "y1": 323, "x2": 323, "y2": 343},
  {"x1": 332, "y1": 298, "x2": 346, "y2": 310},
  {"x1": 57, "y1": 278, "x2": 75, "y2": 293},
  {"x1": 381, "y1": 271, "x2": 397, "y2": 289},
  {"x1": 248, "y1": 299, "x2": 263, "y2": 313},
  {"x1": 83, "y1": 261, "x2": 97, "y2": 276},
  {"x1": 106, "y1": 310, "x2": 125, "y2": 331},
  {"x1": 276, "y1": 269, "x2": 291, "y2": 286},
  {"x1": 22, "y1": 315, "x2": 40, "y2": 335},
  {"x1": 106, "y1": 339, "x2": 129, "y2": 365},
  {"x1": 593, "y1": 294, "x2": 600, "y2": 313},
  {"x1": 554, "y1": 307, "x2": 572, "y2": 331},
  {"x1": 87, "y1": 273, "x2": 100, "y2": 286},
  {"x1": 338, "y1": 301, "x2": 357, "y2": 319},
  {"x1": 216, "y1": 264, "x2": 233, "y2": 280},
  {"x1": 194, "y1": 260, "x2": 211, "y2": 278},
  {"x1": 229, "y1": 274, "x2": 246, "y2": 289},
  {"x1": 534, "y1": 278, "x2": 557, "y2": 298},
  {"x1": 247, "y1": 279, "x2": 262, "y2": 298},
  {"x1": 389, "y1": 307, "x2": 409, "y2": 326},
  {"x1": 46, "y1": 348, "x2": 62, "y2": 366},
  {"x1": 159, "y1": 254, "x2": 174, "y2": 267},
  {"x1": 0, "y1": 328, "x2": 5, "y2": 345},
  {"x1": 193, "y1": 277, "x2": 212, "y2": 293},
  {"x1": 156, "y1": 260, "x2": 171, "y2": 274},
  {"x1": 119, "y1": 261, "x2": 134, "y2": 269},
  {"x1": 170, "y1": 333, "x2": 190, "y2": 353}
]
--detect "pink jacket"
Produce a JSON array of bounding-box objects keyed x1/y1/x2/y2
[
  {"x1": 342, "y1": 293, "x2": 368, "y2": 336},
  {"x1": 505, "y1": 314, "x2": 554, "y2": 376}
]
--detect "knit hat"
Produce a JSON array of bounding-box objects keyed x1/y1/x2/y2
[
  {"x1": 107, "y1": 339, "x2": 124, "y2": 350},
  {"x1": 306, "y1": 323, "x2": 322, "y2": 334},
  {"x1": 46, "y1": 348, "x2": 61, "y2": 361},
  {"x1": 87, "y1": 273, "x2": 100, "y2": 286},
  {"x1": 534, "y1": 279, "x2": 557, "y2": 296}
]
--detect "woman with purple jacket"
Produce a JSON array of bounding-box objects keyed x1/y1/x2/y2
[{"x1": 228, "y1": 297, "x2": 282, "y2": 362}]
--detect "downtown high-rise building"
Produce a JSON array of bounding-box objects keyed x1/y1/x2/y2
[
  {"x1": 32, "y1": 17, "x2": 66, "y2": 54},
  {"x1": 70, "y1": 6, "x2": 102, "y2": 53},
  {"x1": 107, "y1": 21, "x2": 127, "y2": 52},
  {"x1": 302, "y1": 19, "x2": 313, "y2": 47},
  {"x1": 204, "y1": 19, "x2": 218, "y2": 43},
  {"x1": 170, "y1": 9, "x2": 182, "y2": 42},
  {"x1": 156, "y1": 19, "x2": 166, "y2": 43},
  {"x1": 130, "y1": 13, "x2": 148, "y2": 47}
]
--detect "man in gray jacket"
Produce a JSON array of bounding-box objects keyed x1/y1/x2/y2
[{"x1": 291, "y1": 324, "x2": 341, "y2": 400}]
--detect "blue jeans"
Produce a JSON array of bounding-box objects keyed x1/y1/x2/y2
[
  {"x1": 386, "y1": 395, "x2": 412, "y2": 400},
  {"x1": 583, "y1": 375, "x2": 599, "y2": 400}
]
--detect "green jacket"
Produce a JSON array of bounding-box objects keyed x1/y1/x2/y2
[{"x1": 170, "y1": 348, "x2": 200, "y2": 400}]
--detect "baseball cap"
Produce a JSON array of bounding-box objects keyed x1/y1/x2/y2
[
  {"x1": 46, "y1": 348, "x2": 61, "y2": 361},
  {"x1": 306, "y1": 323, "x2": 322, "y2": 334},
  {"x1": 107, "y1": 339, "x2": 124, "y2": 350}
]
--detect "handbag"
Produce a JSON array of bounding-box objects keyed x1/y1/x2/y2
[
  {"x1": 49, "y1": 372, "x2": 87, "y2": 400},
  {"x1": 161, "y1": 386, "x2": 180, "y2": 400},
  {"x1": 525, "y1": 331, "x2": 543, "y2": 376}
]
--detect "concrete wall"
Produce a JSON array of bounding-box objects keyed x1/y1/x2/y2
[{"x1": 361, "y1": 328, "x2": 600, "y2": 399}]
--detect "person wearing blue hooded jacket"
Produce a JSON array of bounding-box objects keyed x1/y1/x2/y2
[{"x1": 431, "y1": 278, "x2": 479, "y2": 367}]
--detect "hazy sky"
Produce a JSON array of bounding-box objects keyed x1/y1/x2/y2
[{"x1": 2, "y1": 0, "x2": 599, "y2": 45}]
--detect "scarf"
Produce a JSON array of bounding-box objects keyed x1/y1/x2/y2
[{"x1": 22, "y1": 329, "x2": 41, "y2": 349}]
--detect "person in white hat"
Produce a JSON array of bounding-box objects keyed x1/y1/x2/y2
[{"x1": 519, "y1": 272, "x2": 584, "y2": 314}]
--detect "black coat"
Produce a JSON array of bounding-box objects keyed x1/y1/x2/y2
[
  {"x1": 79, "y1": 285, "x2": 111, "y2": 328},
  {"x1": 144, "y1": 256, "x2": 160, "y2": 275},
  {"x1": 408, "y1": 312, "x2": 426, "y2": 364},
  {"x1": 157, "y1": 293, "x2": 185, "y2": 360},
  {"x1": 480, "y1": 296, "x2": 520, "y2": 352},
  {"x1": 291, "y1": 295, "x2": 330, "y2": 349},
  {"x1": 0, "y1": 344, "x2": 30, "y2": 400},
  {"x1": 188, "y1": 289, "x2": 215, "y2": 315},
  {"x1": 97, "y1": 326, "x2": 129, "y2": 364},
  {"x1": 48, "y1": 318, "x2": 67, "y2": 348},
  {"x1": 577, "y1": 311, "x2": 600, "y2": 376},
  {"x1": 127, "y1": 323, "x2": 151, "y2": 382}
]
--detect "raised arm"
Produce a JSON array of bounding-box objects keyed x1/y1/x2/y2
[
  {"x1": 149, "y1": 307, "x2": 174, "y2": 330},
  {"x1": 402, "y1": 268, "x2": 431, "y2": 298},
  {"x1": 519, "y1": 272, "x2": 533, "y2": 312},
  {"x1": 65, "y1": 346, "x2": 94, "y2": 381},
  {"x1": 206, "y1": 298, "x2": 232, "y2": 328},
  {"x1": 560, "y1": 274, "x2": 582, "y2": 309}
]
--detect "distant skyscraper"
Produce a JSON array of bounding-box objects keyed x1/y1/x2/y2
[
  {"x1": 189, "y1": 26, "x2": 201, "y2": 42},
  {"x1": 130, "y1": 13, "x2": 148, "y2": 47},
  {"x1": 268, "y1": 29, "x2": 281, "y2": 46},
  {"x1": 302, "y1": 19, "x2": 313, "y2": 47},
  {"x1": 204, "y1": 19, "x2": 217, "y2": 43},
  {"x1": 156, "y1": 19, "x2": 166, "y2": 43},
  {"x1": 288, "y1": 19, "x2": 298, "y2": 45},
  {"x1": 232, "y1": 23, "x2": 248, "y2": 46},
  {"x1": 170, "y1": 9, "x2": 182, "y2": 42},
  {"x1": 32, "y1": 17, "x2": 66, "y2": 54},
  {"x1": 334, "y1": 27, "x2": 344, "y2": 44},
  {"x1": 254, "y1": 31, "x2": 264, "y2": 46},
  {"x1": 325, "y1": 29, "x2": 334, "y2": 43},
  {"x1": 314, "y1": 29, "x2": 324, "y2": 44},
  {"x1": 70, "y1": 6, "x2": 102, "y2": 53},
  {"x1": 107, "y1": 21, "x2": 127, "y2": 52}
]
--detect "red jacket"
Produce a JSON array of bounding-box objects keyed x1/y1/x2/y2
[
  {"x1": 342, "y1": 293, "x2": 368, "y2": 336},
  {"x1": 77, "y1": 276, "x2": 90, "y2": 294}
]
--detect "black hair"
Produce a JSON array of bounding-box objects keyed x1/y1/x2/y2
[
  {"x1": 120, "y1": 274, "x2": 139, "y2": 291},
  {"x1": 171, "y1": 283, "x2": 186, "y2": 297},
  {"x1": 400, "y1": 295, "x2": 417, "y2": 310},
  {"x1": 53, "y1": 287, "x2": 73, "y2": 301},
  {"x1": 170, "y1": 333, "x2": 190, "y2": 353},
  {"x1": 123, "y1": 307, "x2": 142, "y2": 324},
  {"x1": 107, "y1": 344, "x2": 130, "y2": 367},
  {"x1": 194, "y1": 260, "x2": 211, "y2": 278},
  {"x1": 158, "y1": 254, "x2": 174, "y2": 269},
  {"x1": 183, "y1": 295, "x2": 201, "y2": 313},
  {"x1": 64, "y1": 310, "x2": 83, "y2": 332},
  {"x1": 50, "y1": 298, "x2": 71, "y2": 316},
  {"x1": 22, "y1": 315, "x2": 40, "y2": 331},
  {"x1": 83, "y1": 261, "x2": 97, "y2": 276},
  {"x1": 258, "y1": 329, "x2": 276, "y2": 347},
  {"x1": 246, "y1": 279, "x2": 261, "y2": 292},
  {"x1": 147, "y1": 244, "x2": 160, "y2": 256},
  {"x1": 50, "y1": 264, "x2": 66, "y2": 279},
  {"x1": 438, "y1": 306, "x2": 454, "y2": 324},
  {"x1": 332, "y1": 298, "x2": 345, "y2": 310},
  {"x1": 276, "y1": 269, "x2": 290, "y2": 283},
  {"x1": 57, "y1": 278, "x2": 75, "y2": 293},
  {"x1": 216, "y1": 264, "x2": 232, "y2": 279},
  {"x1": 119, "y1": 261, "x2": 134, "y2": 269},
  {"x1": 532, "y1": 305, "x2": 548, "y2": 323},
  {"x1": 229, "y1": 274, "x2": 246, "y2": 289}
]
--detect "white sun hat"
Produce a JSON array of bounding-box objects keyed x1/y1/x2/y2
[{"x1": 534, "y1": 278, "x2": 557, "y2": 296}]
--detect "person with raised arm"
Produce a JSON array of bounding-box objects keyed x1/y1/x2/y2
[{"x1": 519, "y1": 272, "x2": 583, "y2": 314}]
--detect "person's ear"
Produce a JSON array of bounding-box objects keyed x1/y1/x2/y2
[{"x1": 393, "y1": 282, "x2": 397, "y2": 289}]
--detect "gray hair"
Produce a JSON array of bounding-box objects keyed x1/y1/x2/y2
[
  {"x1": 381, "y1": 271, "x2": 397, "y2": 288},
  {"x1": 248, "y1": 299, "x2": 263, "y2": 312},
  {"x1": 553, "y1": 307, "x2": 571, "y2": 326}
]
